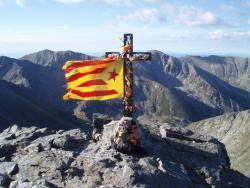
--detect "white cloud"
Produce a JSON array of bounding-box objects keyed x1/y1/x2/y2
[
  {"x1": 55, "y1": 0, "x2": 136, "y2": 6},
  {"x1": 118, "y1": 8, "x2": 166, "y2": 24},
  {"x1": 162, "y1": 3, "x2": 176, "y2": 15},
  {"x1": 198, "y1": 0, "x2": 208, "y2": 3},
  {"x1": 55, "y1": 0, "x2": 160, "y2": 6},
  {"x1": 162, "y1": 4, "x2": 223, "y2": 27},
  {"x1": 56, "y1": 0, "x2": 85, "y2": 3},
  {"x1": 220, "y1": 4, "x2": 237, "y2": 12},
  {"x1": 175, "y1": 6, "x2": 221, "y2": 27},
  {"x1": 209, "y1": 30, "x2": 229, "y2": 39},
  {"x1": 209, "y1": 30, "x2": 250, "y2": 39},
  {"x1": 144, "y1": 0, "x2": 160, "y2": 2},
  {"x1": 0, "y1": 0, "x2": 26, "y2": 7},
  {"x1": 16, "y1": 0, "x2": 25, "y2": 7},
  {"x1": 232, "y1": 31, "x2": 250, "y2": 37},
  {"x1": 7, "y1": 27, "x2": 15, "y2": 31},
  {"x1": 242, "y1": 0, "x2": 250, "y2": 8},
  {"x1": 0, "y1": 0, "x2": 5, "y2": 6}
]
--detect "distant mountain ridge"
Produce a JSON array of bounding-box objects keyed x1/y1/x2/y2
[
  {"x1": 135, "y1": 51, "x2": 250, "y2": 116},
  {"x1": 181, "y1": 55, "x2": 250, "y2": 91},
  {"x1": 20, "y1": 49, "x2": 94, "y2": 68},
  {"x1": 0, "y1": 50, "x2": 249, "y2": 130}
]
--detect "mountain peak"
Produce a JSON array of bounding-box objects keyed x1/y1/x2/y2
[
  {"x1": 20, "y1": 49, "x2": 93, "y2": 68},
  {"x1": 39, "y1": 49, "x2": 54, "y2": 54},
  {"x1": 23, "y1": 49, "x2": 55, "y2": 57}
]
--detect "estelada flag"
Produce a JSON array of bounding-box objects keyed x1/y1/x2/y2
[{"x1": 63, "y1": 57, "x2": 124, "y2": 101}]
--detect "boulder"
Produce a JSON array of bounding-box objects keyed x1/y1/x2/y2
[
  {"x1": 92, "y1": 113, "x2": 111, "y2": 142},
  {"x1": 0, "y1": 162, "x2": 19, "y2": 176}
]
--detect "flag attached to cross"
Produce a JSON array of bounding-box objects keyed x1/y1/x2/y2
[{"x1": 63, "y1": 33, "x2": 151, "y2": 118}]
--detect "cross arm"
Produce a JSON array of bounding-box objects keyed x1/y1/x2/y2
[
  {"x1": 105, "y1": 52, "x2": 119, "y2": 57},
  {"x1": 105, "y1": 52, "x2": 151, "y2": 61}
]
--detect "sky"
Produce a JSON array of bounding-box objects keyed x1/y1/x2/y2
[{"x1": 0, "y1": 0, "x2": 250, "y2": 57}]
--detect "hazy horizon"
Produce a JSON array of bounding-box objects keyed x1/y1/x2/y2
[{"x1": 1, "y1": 49, "x2": 250, "y2": 60}]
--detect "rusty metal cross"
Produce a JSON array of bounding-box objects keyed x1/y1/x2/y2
[{"x1": 106, "y1": 33, "x2": 151, "y2": 118}]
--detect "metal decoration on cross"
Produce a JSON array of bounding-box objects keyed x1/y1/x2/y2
[{"x1": 106, "y1": 33, "x2": 151, "y2": 118}]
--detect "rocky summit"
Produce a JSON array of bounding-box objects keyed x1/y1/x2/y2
[{"x1": 0, "y1": 116, "x2": 250, "y2": 188}]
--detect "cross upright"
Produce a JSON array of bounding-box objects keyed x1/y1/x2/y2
[{"x1": 106, "y1": 33, "x2": 151, "y2": 118}]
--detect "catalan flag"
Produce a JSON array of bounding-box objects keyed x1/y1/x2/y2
[{"x1": 63, "y1": 57, "x2": 124, "y2": 101}]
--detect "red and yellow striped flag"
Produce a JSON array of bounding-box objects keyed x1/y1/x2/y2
[{"x1": 63, "y1": 57, "x2": 124, "y2": 101}]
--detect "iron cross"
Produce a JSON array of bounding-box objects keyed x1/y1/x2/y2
[{"x1": 106, "y1": 33, "x2": 151, "y2": 118}]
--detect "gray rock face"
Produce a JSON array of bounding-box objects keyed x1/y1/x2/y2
[
  {"x1": 0, "y1": 173, "x2": 10, "y2": 187},
  {"x1": 0, "y1": 121, "x2": 249, "y2": 187},
  {"x1": 181, "y1": 55, "x2": 250, "y2": 91},
  {"x1": 0, "y1": 162, "x2": 18, "y2": 176},
  {"x1": 91, "y1": 113, "x2": 111, "y2": 142},
  {"x1": 187, "y1": 110, "x2": 250, "y2": 177}
]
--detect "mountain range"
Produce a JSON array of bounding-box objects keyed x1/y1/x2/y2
[{"x1": 0, "y1": 49, "x2": 249, "y2": 130}]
